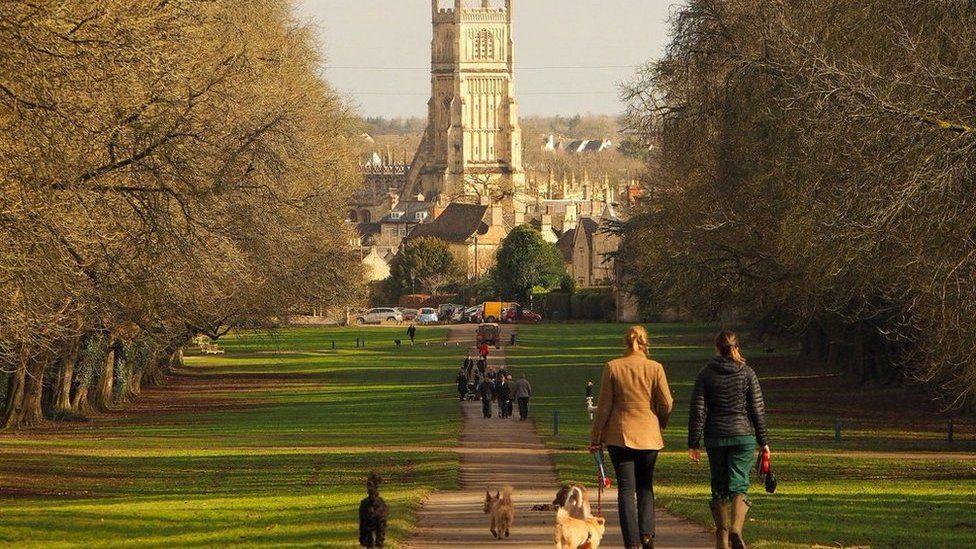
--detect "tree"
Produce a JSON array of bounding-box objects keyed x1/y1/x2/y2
[
  {"x1": 619, "y1": 0, "x2": 976, "y2": 411},
  {"x1": 0, "y1": 0, "x2": 361, "y2": 428},
  {"x1": 492, "y1": 226, "x2": 567, "y2": 302},
  {"x1": 386, "y1": 237, "x2": 466, "y2": 298}
]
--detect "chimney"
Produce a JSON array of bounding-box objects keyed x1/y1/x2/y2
[
  {"x1": 514, "y1": 206, "x2": 525, "y2": 225},
  {"x1": 541, "y1": 213, "x2": 553, "y2": 234},
  {"x1": 432, "y1": 194, "x2": 448, "y2": 219},
  {"x1": 387, "y1": 191, "x2": 399, "y2": 211}
]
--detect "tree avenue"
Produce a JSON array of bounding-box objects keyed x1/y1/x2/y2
[
  {"x1": 619, "y1": 0, "x2": 976, "y2": 411},
  {"x1": 0, "y1": 0, "x2": 361, "y2": 428}
]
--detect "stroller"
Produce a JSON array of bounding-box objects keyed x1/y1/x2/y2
[{"x1": 464, "y1": 381, "x2": 478, "y2": 401}]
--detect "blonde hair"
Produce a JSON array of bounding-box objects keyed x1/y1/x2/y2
[
  {"x1": 716, "y1": 331, "x2": 746, "y2": 364},
  {"x1": 624, "y1": 326, "x2": 650, "y2": 354}
]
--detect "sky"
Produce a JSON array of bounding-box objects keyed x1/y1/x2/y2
[{"x1": 294, "y1": 1, "x2": 679, "y2": 118}]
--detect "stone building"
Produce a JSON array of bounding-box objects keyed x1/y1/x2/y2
[
  {"x1": 404, "y1": 0, "x2": 526, "y2": 203},
  {"x1": 404, "y1": 202, "x2": 510, "y2": 277},
  {"x1": 556, "y1": 206, "x2": 620, "y2": 288},
  {"x1": 354, "y1": 196, "x2": 432, "y2": 260}
]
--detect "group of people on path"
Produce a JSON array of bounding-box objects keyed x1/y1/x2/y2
[
  {"x1": 454, "y1": 343, "x2": 532, "y2": 421},
  {"x1": 589, "y1": 326, "x2": 770, "y2": 549}
]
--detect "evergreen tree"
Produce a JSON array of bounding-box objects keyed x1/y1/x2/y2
[{"x1": 492, "y1": 226, "x2": 567, "y2": 302}]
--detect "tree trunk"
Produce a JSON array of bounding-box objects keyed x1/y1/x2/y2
[
  {"x1": 2, "y1": 356, "x2": 28, "y2": 429},
  {"x1": 90, "y1": 343, "x2": 115, "y2": 412},
  {"x1": 53, "y1": 346, "x2": 78, "y2": 413},
  {"x1": 71, "y1": 376, "x2": 91, "y2": 414},
  {"x1": 127, "y1": 368, "x2": 142, "y2": 398},
  {"x1": 20, "y1": 359, "x2": 47, "y2": 427}
]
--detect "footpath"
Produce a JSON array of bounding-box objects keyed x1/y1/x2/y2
[{"x1": 407, "y1": 325, "x2": 712, "y2": 548}]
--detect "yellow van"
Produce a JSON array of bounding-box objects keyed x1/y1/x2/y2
[{"x1": 482, "y1": 301, "x2": 504, "y2": 322}]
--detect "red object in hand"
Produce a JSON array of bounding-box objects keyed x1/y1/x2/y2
[
  {"x1": 602, "y1": 476, "x2": 612, "y2": 489},
  {"x1": 759, "y1": 449, "x2": 771, "y2": 475}
]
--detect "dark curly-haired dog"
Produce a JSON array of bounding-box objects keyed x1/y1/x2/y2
[{"x1": 359, "y1": 472, "x2": 388, "y2": 548}]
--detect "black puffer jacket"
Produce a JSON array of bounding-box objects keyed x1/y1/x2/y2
[{"x1": 688, "y1": 357, "x2": 769, "y2": 449}]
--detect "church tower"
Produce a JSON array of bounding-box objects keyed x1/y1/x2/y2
[{"x1": 406, "y1": 0, "x2": 525, "y2": 201}]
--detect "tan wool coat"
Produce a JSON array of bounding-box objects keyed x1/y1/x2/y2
[{"x1": 590, "y1": 351, "x2": 674, "y2": 450}]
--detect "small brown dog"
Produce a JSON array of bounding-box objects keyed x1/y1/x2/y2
[
  {"x1": 552, "y1": 484, "x2": 592, "y2": 520},
  {"x1": 484, "y1": 487, "x2": 515, "y2": 539},
  {"x1": 554, "y1": 507, "x2": 606, "y2": 549}
]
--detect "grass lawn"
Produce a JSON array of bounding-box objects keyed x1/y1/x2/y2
[
  {"x1": 0, "y1": 326, "x2": 461, "y2": 547},
  {"x1": 505, "y1": 323, "x2": 976, "y2": 549}
]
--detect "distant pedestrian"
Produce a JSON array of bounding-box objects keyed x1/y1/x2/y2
[
  {"x1": 495, "y1": 375, "x2": 510, "y2": 418},
  {"x1": 477, "y1": 356, "x2": 487, "y2": 376},
  {"x1": 464, "y1": 355, "x2": 474, "y2": 378},
  {"x1": 479, "y1": 342, "x2": 490, "y2": 360},
  {"x1": 456, "y1": 369, "x2": 468, "y2": 401},
  {"x1": 504, "y1": 375, "x2": 516, "y2": 418},
  {"x1": 407, "y1": 324, "x2": 417, "y2": 345},
  {"x1": 514, "y1": 373, "x2": 532, "y2": 421},
  {"x1": 688, "y1": 331, "x2": 770, "y2": 549},
  {"x1": 477, "y1": 377, "x2": 494, "y2": 418}
]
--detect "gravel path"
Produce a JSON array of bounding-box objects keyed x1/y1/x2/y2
[{"x1": 406, "y1": 325, "x2": 713, "y2": 548}]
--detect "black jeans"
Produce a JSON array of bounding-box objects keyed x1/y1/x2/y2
[
  {"x1": 517, "y1": 397, "x2": 529, "y2": 420},
  {"x1": 608, "y1": 445, "x2": 659, "y2": 547}
]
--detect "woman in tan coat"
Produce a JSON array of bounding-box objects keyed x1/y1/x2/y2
[{"x1": 589, "y1": 326, "x2": 674, "y2": 549}]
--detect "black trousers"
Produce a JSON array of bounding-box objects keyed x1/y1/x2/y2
[
  {"x1": 482, "y1": 398, "x2": 492, "y2": 418},
  {"x1": 517, "y1": 397, "x2": 529, "y2": 420},
  {"x1": 608, "y1": 445, "x2": 659, "y2": 547}
]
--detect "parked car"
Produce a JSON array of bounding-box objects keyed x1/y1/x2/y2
[
  {"x1": 450, "y1": 307, "x2": 468, "y2": 323},
  {"x1": 417, "y1": 308, "x2": 439, "y2": 324},
  {"x1": 356, "y1": 308, "x2": 402, "y2": 325},
  {"x1": 504, "y1": 308, "x2": 542, "y2": 323},
  {"x1": 438, "y1": 303, "x2": 463, "y2": 319},
  {"x1": 400, "y1": 308, "x2": 419, "y2": 321},
  {"x1": 476, "y1": 323, "x2": 501, "y2": 346},
  {"x1": 463, "y1": 306, "x2": 483, "y2": 323}
]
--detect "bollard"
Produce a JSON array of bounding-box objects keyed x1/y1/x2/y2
[
  {"x1": 948, "y1": 418, "x2": 954, "y2": 445},
  {"x1": 553, "y1": 410, "x2": 560, "y2": 436},
  {"x1": 355, "y1": 337, "x2": 359, "y2": 348},
  {"x1": 834, "y1": 419, "x2": 842, "y2": 442},
  {"x1": 332, "y1": 340, "x2": 336, "y2": 350},
  {"x1": 510, "y1": 333, "x2": 517, "y2": 346}
]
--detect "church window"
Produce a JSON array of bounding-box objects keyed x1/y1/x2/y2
[{"x1": 473, "y1": 29, "x2": 494, "y2": 60}]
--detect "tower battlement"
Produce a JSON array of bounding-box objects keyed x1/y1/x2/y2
[{"x1": 432, "y1": 1, "x2": 512, "y2": 22}]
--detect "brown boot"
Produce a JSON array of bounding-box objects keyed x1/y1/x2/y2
[
  {"x1": 710, "y1": 499, "x2": 730, "y2": 549},
  {"x1": 729, "y1": 494, "x2": 751, "y2": 549}
]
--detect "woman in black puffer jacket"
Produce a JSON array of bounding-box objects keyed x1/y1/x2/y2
[{"x1": 688, "y1": 331, "x2": 769, "y2": 549}]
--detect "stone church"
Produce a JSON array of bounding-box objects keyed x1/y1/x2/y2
[
  {"x1": 351, "y1": 0, "x2": 639, "y2": 314},
  {"x1": 404, "y1": 0, "x2": 526, "y2": 204}
]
